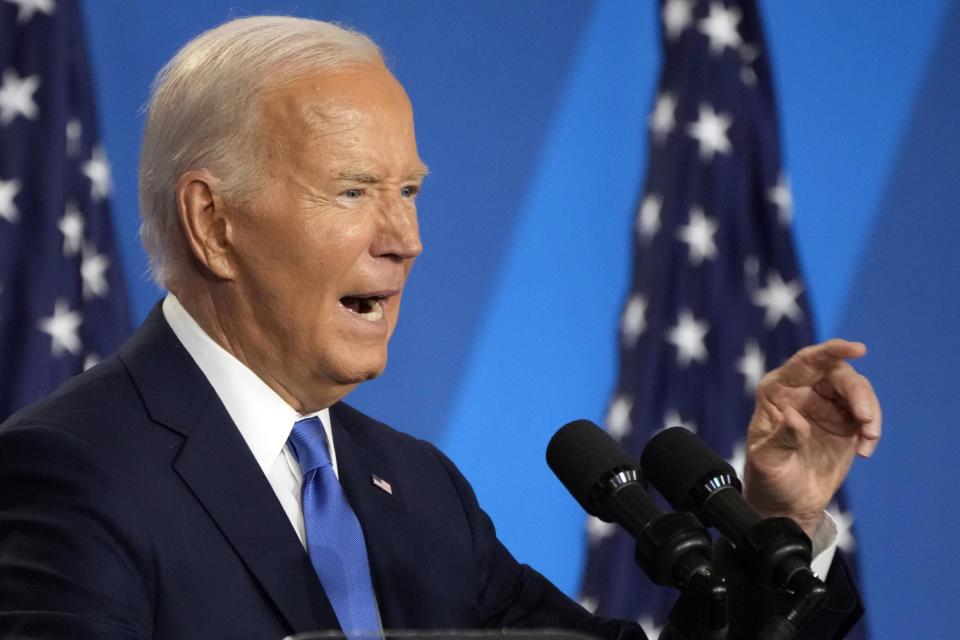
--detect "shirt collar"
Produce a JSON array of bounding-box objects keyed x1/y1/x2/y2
[{"x1": 161, "y1": 293, "x2": 333, "y2": 477}]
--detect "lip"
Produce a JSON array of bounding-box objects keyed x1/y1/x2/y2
[{"x1": 342, "y1": 288, "x2": 402, "y2": 301}]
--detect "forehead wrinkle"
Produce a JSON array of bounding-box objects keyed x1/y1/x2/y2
[
  {"x1": 302, "y1": 98, "x2": 367, "y2": 128},
  {"x1": 256, "y1": 90, "x2": 352, "y2": 180},
  {"x1": 300, "y1": 105, "x2": 365, "y2": 148}
]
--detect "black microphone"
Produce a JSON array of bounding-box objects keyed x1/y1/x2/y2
[
  {"x1": 640, "y1": 426, "x2": 823, "y2": 599},
  {"x1": 546, "y1": 420, "x2": 720, "y2": 595}
]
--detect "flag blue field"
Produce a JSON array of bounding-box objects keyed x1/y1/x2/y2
[
  {"x1": 577, "y1": 1, "x2": 867, "y2": 637},
  {"x1": 0, "y1": 0, "x2": 131, "y2": 420}
]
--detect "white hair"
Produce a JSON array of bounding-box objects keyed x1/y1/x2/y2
[{"x1": 138, "y1": 16, "x2": 384, "y2": 286}]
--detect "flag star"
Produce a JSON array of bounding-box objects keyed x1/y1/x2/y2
[
  {"x1": 82, "y1": 144, "x2": 112, "y2": 200},
  {"x1": 726, "y1": 440, "x2": 746, "y2": 478},
  {"x1": 621, "y1": 293, "x2": 648, "y2": 347},
  {"x1": 662, "y1": 0, "x2": 694, "y2": 41},
  {"x1": 83, "y1": 352, "x2": 101, "y2": 371},
  {"x1": 698, "y1": 1, "x2": 743, "y2": 56},
  {"x1": 586, "y1": 516, "x2": 617, "y2": 544},
  {"x1": 649, "y1": 92, "x2": 677, "y2": 142},
  {"x1": 677, "y1": 206, "x2": 718, "y2": 265},
  {"x1": 38, "y1": 299, "x2": 83, "y2": 356},
  {"x1": 606, "y1": 394, "x2": 633, "y2": 440},
  {"x1": 66, "y1": 117, "x2": 82, "y2": 157},
  {"x1": 6, "y1": 0, "x2": 57, "y2": 24},
  {"x1": 752, "y1": 271, "x2": 803, "y2": 327},
  {"x1": 767, "y1": 172, "x2": 793, "y2": 225},
  {"x1": 735, "y1": 339, "x2": 766, "y2": 393},
  {"x1": 0, "y1": 68, "x2": 40, "y2": 125},
  {"x1": 0, "y1": 177, "x2": 21, "y2": 223},
  {"x1": 666, "y1": 309, "x2": 709, "y2": 367},
  {"x1": 638, "y1": 616, "x2": 664, "y2": 640},
  {"x1": 829, "y1": 502, "x2": 857, "y2": 553},
  {"x1": 663, "y1": 409, "x2": 697, "y2": 433},
  {"x1": 58, "y1": 201, "x2": 85, "y2": 255},
  {"x1": 637, "y1": 194, "x2": 662, "y2": 241},
  {"x1": 80, "y1": 244, "x2": 110, "y2": 299},
  {"x1": 687, "y1": 102, "x2": 733, "y2": 161}
]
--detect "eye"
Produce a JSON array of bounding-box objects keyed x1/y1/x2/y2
[
  {"x1": 343, "y1": 188, "x2": 363, "y2": 199},
  {"x1": 400, "y1": 185, "x2": 419, "y2": 198}
]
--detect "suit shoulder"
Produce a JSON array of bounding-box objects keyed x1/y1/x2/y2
[
  {"x1": 332, "y1": 402, "x2": 461, "y2": 479},
  {"x1": 332, "y1": 401, "x2": 432, "y2": 449},
  {"x1": 1, "y1": 355, "x2": 141, "y2": 433}
]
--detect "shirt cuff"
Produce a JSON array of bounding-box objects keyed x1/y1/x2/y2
[{"x1": 810, "y1": 509, "x2": 839, "y2": 579}]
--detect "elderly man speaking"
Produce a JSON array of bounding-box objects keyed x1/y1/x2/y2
[{"x1": 0, "y1": 16, "x2": 880, "y2": 640}]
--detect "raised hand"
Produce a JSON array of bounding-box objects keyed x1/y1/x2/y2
[{"x1": 742, "y1": 339, "x2": 881, "y2": 537}]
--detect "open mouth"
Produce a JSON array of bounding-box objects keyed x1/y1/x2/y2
[{"x1": 340, "y1": 295, "x2": 384, "y2": 322}]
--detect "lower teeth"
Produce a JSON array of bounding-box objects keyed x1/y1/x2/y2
[{"x1": 360, "y1": 300, "x2": 382, "y2": 321}]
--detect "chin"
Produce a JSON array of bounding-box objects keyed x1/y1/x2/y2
[{"x1": 331, "y1": 351, "x2": 388, "y2": 386}]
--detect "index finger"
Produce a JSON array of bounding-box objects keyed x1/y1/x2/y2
[{"x1": 774, "y1": 338, "x2": 867, "y2": 388}]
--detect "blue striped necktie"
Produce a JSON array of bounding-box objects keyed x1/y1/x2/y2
[{"x1": 288, "y1": 416, "x2": 381, "y2": 639}]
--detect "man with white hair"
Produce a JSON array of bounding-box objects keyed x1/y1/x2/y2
[{"x1": 0, "y1": 16, "x2": 878, "y2": 639}]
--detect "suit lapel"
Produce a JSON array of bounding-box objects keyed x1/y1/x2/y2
[
  {"x1": 173, "y1": 400, "x2": 336, "y2": 632},
  {"x1": 119, "y1": 305, "x2": 337, "y2": 633},
  {"x1": 329, "y1": 404, "x2": 419, "y2": 626}
]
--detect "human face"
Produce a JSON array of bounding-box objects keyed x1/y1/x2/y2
[{"x1": 218, "y1": 63, "x2": 425, "y2": 412}]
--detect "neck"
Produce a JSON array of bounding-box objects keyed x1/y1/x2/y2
[{"x1": 169, "y1": 282, "x2": 354, "y2": 413}]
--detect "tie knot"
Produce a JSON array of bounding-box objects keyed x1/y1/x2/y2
[{"x1": 288, "y1": 416, "x2": 333, "y2": 474}]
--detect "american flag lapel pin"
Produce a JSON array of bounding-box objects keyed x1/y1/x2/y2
[{"x1": 371, "y1": 474, "x2": 393, "y2": 495}]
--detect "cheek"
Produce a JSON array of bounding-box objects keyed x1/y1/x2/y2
[
  {"x1": 277, "y1": 227, "x2": 356, "y2": 287},
  {"x1": 304, "y1": 213, "x2": 371, "y2": 257}
]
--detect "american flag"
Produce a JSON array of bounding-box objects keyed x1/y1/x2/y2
[
  {"x1": 0, "y1": 0, "x2": 131, "y2": 420},
  {"x1": 578, "y1": 1, "x2": 867, "y2": 638}
]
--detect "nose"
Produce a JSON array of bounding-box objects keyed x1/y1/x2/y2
[{"x1": 373, "y1": 199, "x2": 422, "y2": 261}]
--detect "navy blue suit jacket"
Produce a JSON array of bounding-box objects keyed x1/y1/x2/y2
[
  {"x1": 0, "y1": 305, "x2": 861, "y2": 639},
  {"x1": 0, "y1": 306, "x2": 641, "y2": 639}
]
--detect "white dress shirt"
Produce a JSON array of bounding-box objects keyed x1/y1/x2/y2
[{"x1": 162, "y1": 293, "x2": 335, "y2": 548}]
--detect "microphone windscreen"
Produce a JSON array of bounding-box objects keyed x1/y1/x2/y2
[
  {"x1": 640, "y1": 426, "x2": 739, "y2": 509},
  {"x1": 546, "y1": 419, "x2": 637, "y2": 517}
]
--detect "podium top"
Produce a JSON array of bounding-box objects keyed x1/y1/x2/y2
[{"x1": 285, "y1": 629, "x2": 604, "y2": 640}]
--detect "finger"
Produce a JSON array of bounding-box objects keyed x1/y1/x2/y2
[
  {"x1": 775, "y1": 339, "x2": 867, "y2": 388},
  {"x1": 823, "y1": 365, "x2": 882, "y2": 457},
  {"x1": 824, "y1": 364, "x2": 877, "y2": 422},
  {"x1": 777, "y1": 405, "x2": 812, "y2": 450},
  {"x1": 812, "y1": 378, "x2": 840, "y2": 401},
  {"x1": 858, "y1": 425, "x2": 881, "y2": 458}
]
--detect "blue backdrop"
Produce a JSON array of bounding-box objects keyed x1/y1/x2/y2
[{"x1": 80, "y1": 1, "x2": 959, "y2": 637}]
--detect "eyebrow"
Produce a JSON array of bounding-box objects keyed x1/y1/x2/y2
[
  {"x1": 336, "y1": 164, "x2": 430, "y2": 184},
  {"x1": 408, "y1": 164, "x2": 430, "y2": 182},
  {"x1": 337, "y1": 171, "x2": 379, "y2": 184}
]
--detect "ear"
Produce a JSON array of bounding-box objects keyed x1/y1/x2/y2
[{"x1": 176, "y1": 171, "x2": 236, "y2": 279}]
